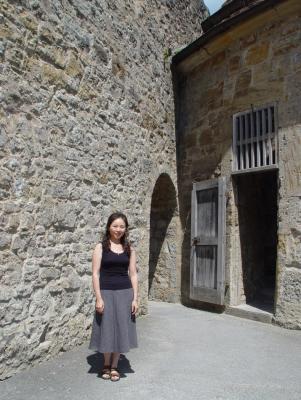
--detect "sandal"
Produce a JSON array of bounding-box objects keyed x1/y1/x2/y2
[
  {"x1": 100, "y1": 365, "x2": 111, "y2": 380},
  {"x1": 110, "y1": 367, "x2": 120, "y2": 382}
]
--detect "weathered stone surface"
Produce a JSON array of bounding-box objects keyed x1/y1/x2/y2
[
  {"x1": 0, "y1": 286, "x2": 16, "y2": 302},
  {"x1": 0, "y1": 232, "x2": 12, "y2": 249},
  {"x1": 234, "y1": 69, "x2": 252, "y2": 97},
  {"x1": 245, "y1": 42, "x2": 269, "y2": 65},
  {"x1": 0, "y1": 0, "x2": 207, "y2": 380}
]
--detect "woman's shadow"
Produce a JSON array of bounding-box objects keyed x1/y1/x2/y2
[{"x1": 87, "y1": 353, "x2": 135, "y2": 378}]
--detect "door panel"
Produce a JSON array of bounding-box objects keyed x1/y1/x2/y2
[
  {"x1": 194, "y1": 246, "x2": 217, "y2": 289},
  {"x1": 196, "y1": 188, "x2": 218, "y2": 239},
  {"x1": 190, "y1": 177, "x2": 226, "y2": 304}
]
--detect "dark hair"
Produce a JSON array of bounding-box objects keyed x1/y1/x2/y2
[{"x1": 102, "y1": 212, "x2": 131, "y2": 255}]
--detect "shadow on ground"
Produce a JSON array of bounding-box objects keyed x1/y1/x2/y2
[{"x1": 86, "y1": 353, "x2": 135, "y2": 378}]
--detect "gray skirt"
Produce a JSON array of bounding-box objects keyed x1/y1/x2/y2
[{"x1": 89, "y1": 288, "x2": 138, "y2": 353}]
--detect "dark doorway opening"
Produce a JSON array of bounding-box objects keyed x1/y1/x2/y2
[
  {"x1": 235, "y1": 170, "x2": 278, "y2": 313},
  {"x1": 149, "y1": 173, "x2": 177, "y2": 302}
]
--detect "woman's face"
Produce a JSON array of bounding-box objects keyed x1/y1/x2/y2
[{"x1": 109, "y1": 218, "x2": 126, "y2": 241}]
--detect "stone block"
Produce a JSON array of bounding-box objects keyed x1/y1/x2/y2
[
  {"x1": 0, "y1": 128, "x2": 8, "y2": 148},
  {"x1": 0, "y1": 24, "x2": 22, "y2": 42},
  {"x1": 19, "y1": 213, "x2": 35, "y2": 232},
  {"x1": 35, "y1": 225, "x2": 46, "y2": 235},
  {"x1": 240, "y1": 33, "x2": 257, "y2": 49},
  {"x1": 0, "y1": 286, "x2": 16, "y2": 302},
  {"x1": 11, "y1": 233, "x2": 30, "y2": 253},
  {"x1": 93, "y1": 41, "x2": 108, "y2": 64},
  {"x1": 47, "y1": 281, "x2": 63, "y2": 294},
  {"x1": 37, "y1": 207, "x2": 54, "y2": 228},
  {"x1": 38, "y1": 24, "x2": 62, "y2": 45},
  {"x1": 65, "y1": 52, "x2": 84, "y2": 79},
  {"x1": 0, "y1": 262, "x2": 19, "y2": 286},
  {"x1": 22, "y1": 260, "x2": 40, "y2": 282},
  {"x1": 29, "y1": 290, "x2": 53, "y2": 316},
  {"x1": 19, "y1": 12, "x2": 38, "y2": 33},
  {"x1": 206, "y1": 81, "x2": 224, "y2": 110},
  {"x1": 0, "y1": 232, "x2": 12, "y2": 250},
  {"x1": 39, "y1": 267, "x2": 60, "y2": 281},
  {"x1": 199, "y1": 127, "x2": 214, "y2": 146},
  {"x1": 36, "y1": 45, "x2": 67, "y2": 69},
  {"x1": 41, "y1": 63, "x2": 76, "y2": 93},
  {"x1": 228, "y1": 55, "x2": 241, "y2": 73},
  {"x1": 281, "y1": 269, "x2": 301, "y2": 303},
  {"x1": 77, "y1": 82, "x2": 98, "y2": 100},
  {"x1": 60, "y1": 271, "x2": 81, "y2": 291},
  {"x1": 279, "y1": 125, "x2": 301, "y2": 196},
  {"x1": 0, "y1": 170, "x2": 12, "y2": 189},
  {"x1": 211, "y1": 50, "x2": 226, "y2": 67},
  {"x1": 234, "y1": 69, "x2": 252, "y2": 97},
  {"x1": 273, "y1": 40, "x2": 299, "y2": 57},
  {"x1": 5, "y1": 47, "x2": 25, "y2": 69},
  {"x1": 53, "y1": 203, "x2": 77, "y2": 230},
  {"x1": 17, "y1": 284, "x2": 34, "y2": 298},
  {"x1": 45, "y1": 181, "x2": 69, "y2": 199},
  {"x1": 275, "y1": 302, "x2": 301, "y2": 329}
]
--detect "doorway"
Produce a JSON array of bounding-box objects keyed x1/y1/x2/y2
[{"x1": 234, "y1": 170, "x2": 278, "y2": 313}]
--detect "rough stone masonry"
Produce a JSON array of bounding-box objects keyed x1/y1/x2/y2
[{"x1": 0, "y1": 0, "x2": 208, "y2": 379}]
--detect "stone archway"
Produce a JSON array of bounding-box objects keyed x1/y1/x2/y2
[{"x1": 148, "y1": 173, "x2": 179, "y2": 302}]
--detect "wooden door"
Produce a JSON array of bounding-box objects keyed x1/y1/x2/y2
[{"x1": 190, "y1": 177, "x2": 226, "y2": 304}]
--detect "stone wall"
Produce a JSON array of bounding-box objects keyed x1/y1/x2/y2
[
  {"x1": 174, "y1": 0, "x2": 301, "y2": 328},
  {"x1": 0, "y1": 0, "x2": 208, "y2": 379}
]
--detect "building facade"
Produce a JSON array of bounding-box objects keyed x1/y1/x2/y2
[{"x1": 173, "y1": 0, "x2": 301, "y2": 329}]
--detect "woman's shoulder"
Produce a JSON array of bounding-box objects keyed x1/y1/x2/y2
[{"x1": 94, "y1": 242, "x2": 103, "y2": 253}]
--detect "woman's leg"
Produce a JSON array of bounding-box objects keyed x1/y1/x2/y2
[
  {"x1": 110, "y1": 352, "x2": 120, "y2": 381},
  {"x1": 103, "y1": 352, "x2": 111, "y2": 366},
  {"x1": 111, "y1": 352, "x2": 120, "y2": 368},
  {"x1": 101, "y1": 353, "x2": 112, "y2": 379}
]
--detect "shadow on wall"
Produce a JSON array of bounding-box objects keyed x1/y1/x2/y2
[
  {"x1": 172, "y1": 67, "x2": 230, "y2": 309},
  {"x1": 148, "y1": 173, "x2": 177, "y2": 301}
]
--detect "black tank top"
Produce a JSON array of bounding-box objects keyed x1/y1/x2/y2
[{"x1": 99, "y1": 248, "x2": 132, "y2": 290}]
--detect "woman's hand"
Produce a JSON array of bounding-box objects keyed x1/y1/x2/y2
[
  {"x1": 131, "y1": 300, "x2": 138, "y2": 315},
  {"x1": 95, "y1": 298, "x2": 104, "y2": 314}
]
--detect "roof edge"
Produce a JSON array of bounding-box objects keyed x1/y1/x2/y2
[
  {"x1": 172, "y1": 0, "x2": 286, "y2": 67},
  {"x1": 202, "y1": 0, "x2": 263, "y2": 33}
]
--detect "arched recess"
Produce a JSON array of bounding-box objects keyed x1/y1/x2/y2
[{"x1": 148, "y1": 173, "x2": 179, "y2": 302}]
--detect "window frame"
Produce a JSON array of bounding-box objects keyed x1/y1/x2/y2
[{"x1": 232, "y1": 103, "x2": 279, "y2": 175}]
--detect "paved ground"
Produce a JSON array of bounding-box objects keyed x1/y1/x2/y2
[{"x1": 1, "y1": 301, "x2": 301, "y2": 400}]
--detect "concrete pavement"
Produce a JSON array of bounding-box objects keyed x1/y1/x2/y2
[{"x1": 1, "y1": 301, "x2": 301, "y2": 400}]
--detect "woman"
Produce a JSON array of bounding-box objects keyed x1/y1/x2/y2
[{"x1": 89, "y1": 212, "x2": 138, "y2": 382}]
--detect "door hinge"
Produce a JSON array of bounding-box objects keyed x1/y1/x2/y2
[{"x1": 192, "y1": 237, "x2": 199, "y2": 246}]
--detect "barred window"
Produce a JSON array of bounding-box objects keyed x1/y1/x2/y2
[{"x1": 232, "y1": 104, "x2": 278, "y2": 172}]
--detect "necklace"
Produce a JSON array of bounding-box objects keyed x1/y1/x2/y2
[
  {"x1": 110, "y1": 248, "x2": 124, "y2": 255},
  {"x1": 109, "y1": 241, "x2": 123, "y2": 255}
]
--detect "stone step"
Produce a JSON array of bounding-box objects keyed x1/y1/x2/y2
[{"x1": 225, "y1": 303, "x2": 273, "y2": 324}]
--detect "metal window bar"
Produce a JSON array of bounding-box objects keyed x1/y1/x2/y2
[
  {"x1": 233, "y1": 104, "x2": 278, "y2": 172},
  {"x1": 262, "y1": 108, "x2": 267, "y2": 166}
]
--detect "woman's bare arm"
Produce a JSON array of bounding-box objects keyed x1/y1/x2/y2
[
  {"x1": 129, "y1": 248, "x2": 138, "y2": 313},
  {"x1": 92, "y1": 243, "x2": 104, "y2": 312}
]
